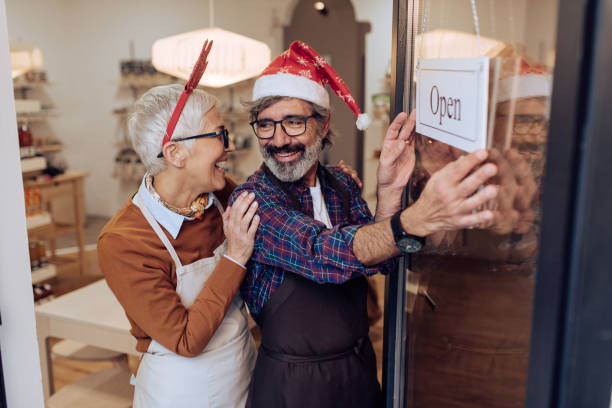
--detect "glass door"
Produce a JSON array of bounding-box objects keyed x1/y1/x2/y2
[{"x1": 384, "y1": 0, "x2": 559, "y2": 407}]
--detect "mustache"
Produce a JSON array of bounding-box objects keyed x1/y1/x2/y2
[{"x1": 265, "y1": 143, "x2": 306, "y2": 156}]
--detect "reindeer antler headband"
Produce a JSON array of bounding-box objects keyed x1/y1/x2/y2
[{"x1": 161, "y1": 39, "x2": 213, "y2": 148}]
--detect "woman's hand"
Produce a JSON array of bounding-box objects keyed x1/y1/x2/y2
[
  {"x1": 223, "y1": 191, "x2": 260, "y2": 266},
  {"x1": 338, "y1": 160, "x2": 362, "y2": 188}
]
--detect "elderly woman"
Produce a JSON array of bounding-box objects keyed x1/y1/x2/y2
[{"x1": 97, "y1": 81, "x2": 259, "y2": 407}]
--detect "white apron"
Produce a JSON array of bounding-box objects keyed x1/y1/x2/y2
[{"x1": 133, "y1": 193, "x2": 256, "y2": 408}]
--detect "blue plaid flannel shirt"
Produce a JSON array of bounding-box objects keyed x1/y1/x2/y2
[{"x1": 229, "y1": 164, "x2": 394, "y2": 320}]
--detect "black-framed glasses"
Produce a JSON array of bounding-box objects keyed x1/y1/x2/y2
[
  {"x1": 498, "y1": 114, "x2": 549, "y2": 135},
  {"x1": 250, "y1": 115, "x2": 316, "y2": 140},
  {"x1": 512, "y1": 114, "x2": 548, "y2": 135},
  {"x1": 157, "y1": 128, "x2": 229, "y2": 158}
]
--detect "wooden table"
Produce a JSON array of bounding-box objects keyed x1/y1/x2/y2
[
  {"x1": 24, "y1": 171, "x2": 89, "y2": 275},
  {"x1": 35, "y1": 279, "x2": 138, "y2": 399}
]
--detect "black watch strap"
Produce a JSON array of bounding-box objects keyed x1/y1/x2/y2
[
  {"x1": 390, "y1": 210, "x2": 405, "y2": 242},
  {"x1": 390, "y1": 209, "x2": 425, "y2": 253}
]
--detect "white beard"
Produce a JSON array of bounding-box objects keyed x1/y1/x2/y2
[{"x1": 260, "y1": 137, "x2": 323, "y2": 182}]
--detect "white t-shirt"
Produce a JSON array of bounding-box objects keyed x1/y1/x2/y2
[{"x1": 309, "y1": 177, "x2": 332, "y2": 229}]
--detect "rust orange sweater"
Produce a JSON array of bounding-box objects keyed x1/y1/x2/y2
[{"x1": 97, "y1": 180, "x2": 245, "y2": 357}]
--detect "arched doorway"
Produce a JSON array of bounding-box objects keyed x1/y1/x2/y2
[{"x1": 284, "y1": 0, "x2": 369, "y2": 176}]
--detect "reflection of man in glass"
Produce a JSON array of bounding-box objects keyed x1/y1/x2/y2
[
  {"x1": 407, "y1": 53, "x2": 551, "y2": 408},
  {"x1": 416, "y1": 56, "x2": 550, "y2": 261}
]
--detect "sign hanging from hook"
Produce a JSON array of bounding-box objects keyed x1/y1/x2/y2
[{"x1": 414, "y1": 0, "x2": 499, "y2": 152}]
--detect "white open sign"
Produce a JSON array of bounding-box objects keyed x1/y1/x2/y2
[{"x1": 416, "y1": 57, "x2": 490, "y2": 152}]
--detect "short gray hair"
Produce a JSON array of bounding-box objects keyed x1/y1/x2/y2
[
  {"x1": 244, "y1": 96, "x2": 335, "y2": 147},
  {"x1": 127, "y1": 84, "x2": 219, "y2": 175}
]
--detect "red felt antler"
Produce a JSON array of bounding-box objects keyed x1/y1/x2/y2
[{"x1": 161, "y1": 39, "x2": 213, "y2": 148}]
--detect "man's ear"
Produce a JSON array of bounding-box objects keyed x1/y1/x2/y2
[
  {"x1": 162, "y1": 142, "x2": 188, "y2": 168},
  {"x1": 321, "y1": 115, "x2": 331, "y2": 139}
]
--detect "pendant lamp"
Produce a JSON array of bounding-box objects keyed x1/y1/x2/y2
[
  {"x1": 152, "y1": 0, "x2": 270, "y2": 88},
  {"x1": 415, "y1": 29, "x2": 505, "y2": 60},
  {"x1": 10, "y1": 41, "x2": 43, "y2": 79}
]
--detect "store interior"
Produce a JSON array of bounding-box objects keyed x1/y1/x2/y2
[
  {"x1": 6, "y1": 0, "x2": 559, "y2": 405},
  {"x1": 8, "y1": 0, "x2": 393, "y2": 404}
]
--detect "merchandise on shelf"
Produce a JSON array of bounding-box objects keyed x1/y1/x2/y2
[
  {"x1": 24, "y1": 187, "x2": 43, "y2": 216},
  {"x1": 113, "y1": 148, "x2": 146, "y2": 183},
  {"x1": 33, "y1": 283, "x2": 54, "y2": 303},
  {"x1": 18, "y1": 122, "x2": 32, "y2": 147},
  {"x1": 28, "y1": 240, "x2": 48, "y2": 271}
]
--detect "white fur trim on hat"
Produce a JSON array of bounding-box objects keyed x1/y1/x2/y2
[
  {"x1": 356, "y1": 113, "x2": 371, "y2": 130},
  {"x1": 497, "y1": 74, "x2": 552, "y2": 103},
  {"x1": 253, "y1": 73, "x2": 330, "y2": 108}
]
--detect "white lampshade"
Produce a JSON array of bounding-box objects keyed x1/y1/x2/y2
[
  {"x1": 152, "y1": 27, "x2": 271, "y2": 88},
  {"x1": 10, "y1": 41, "x2": 43, "y2": 79},
  {"x1": 416, "y1": 29, "x2": 506, "y2": 60}
]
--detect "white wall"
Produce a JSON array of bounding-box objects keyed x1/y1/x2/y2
[{"x1": 0, "y1": 0, "x2": 45, "y2": 405}]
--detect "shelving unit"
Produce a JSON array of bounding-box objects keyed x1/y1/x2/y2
[
  {"x1": 15, "y1": 71, "x2": 89, "y2": 282},
  {"x1": 23, "y1": 171, "x2": 89, "y2": 276}
]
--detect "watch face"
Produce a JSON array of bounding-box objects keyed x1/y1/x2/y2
[{"x1": 397, "y1": 237, "x2": 423, "y2": 253}]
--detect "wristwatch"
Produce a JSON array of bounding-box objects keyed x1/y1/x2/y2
[{"x1": 390, "y1": 209, "x2": 425, "y2": 253}]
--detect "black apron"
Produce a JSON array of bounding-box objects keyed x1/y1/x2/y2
[{"x1": 246, "y1": 165, "x2": 383, "y2": 408}]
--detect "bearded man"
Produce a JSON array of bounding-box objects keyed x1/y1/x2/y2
[{"x1": 230, "y1": 41, "x2": 500, "y2": 408}]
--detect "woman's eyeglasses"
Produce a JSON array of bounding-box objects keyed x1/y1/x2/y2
[{"x1": 157, "y1": 128, "x2": 229, "y2": 158}]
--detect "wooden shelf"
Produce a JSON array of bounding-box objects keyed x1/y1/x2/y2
[
  {"x1": 21, "y1": 156, "x2": 47, "y2": 173},
  {"x1": 49, "y1": 254, "x2": 79, "y2": 267},
  {"x1": 32, "y1": 264, "x2": 57, "y2": 284},
  {"x1": 38, "y1": 144, "x2": 63, "y2": 153},
  {"x1": 13, "y1": 79, "x2": 51, "y2": 90},
  {"x1": 23, "y1": 170, "x2": 88, "y2": 188},
  {"x1": 53, "y1": 223, "x2": 77, "y2": 237},
  {"x1": 16, "y1": 109, "x2": 60, "y2": 122},
  {"x1": 23, "y1": 171, "x2": 89, "y2": 275}
]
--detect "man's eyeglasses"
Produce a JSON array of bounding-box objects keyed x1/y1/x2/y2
[
  {"x1": 157, "y1": 128, "x2": 229, "y2": 158},
  {"x1": 512, "y1": 114, "x2": 548, "y2": 135},
  {"x1": 250, "y1": 115, "x2": 316, "y2": 140}
]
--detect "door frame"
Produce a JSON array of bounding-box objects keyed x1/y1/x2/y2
[
  {"x1": 383, "y1": 0, "x2": 612, "y2": 407},
  {"x1": 526, "y1": 0, "x2": 612, "y2": 406},
  {"x1": 381, "y1": 0, "x2": 414, "y2": 407}
]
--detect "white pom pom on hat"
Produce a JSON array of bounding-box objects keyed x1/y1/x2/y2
[
  {"x1": 253, "y1": 41, "x2": 370, "y2": 131},
  {"x1": 356, "y1": 113, "x2": 371, "y2": 131}
]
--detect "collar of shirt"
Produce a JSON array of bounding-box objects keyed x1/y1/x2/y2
[
  {"x1": 133, "y1": 175, "x2": 214, "y2": 239},
  {"x1": 253, "y1": 165, "x2": 343, "y2": 226}
]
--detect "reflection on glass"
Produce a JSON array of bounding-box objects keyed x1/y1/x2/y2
[{"x1": 404, "y1": 0, "x2": 556, "y2": 406}]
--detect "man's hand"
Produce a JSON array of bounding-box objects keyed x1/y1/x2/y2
[
  {"x1": 484, "y1": 148, "x2": 520, "y2": 234},
  {"x1": 506, "y1": 149, "x2": 538, "y2": 234},
  {"x1": 375, "y1": 111, "x2": 417, "y2": 220},
  {"x1": 472, "y1": 148, "x2": 538, "y2": 235},
  {"x1": 401, "y1": 149, "x2": 499, "y2": 236}
]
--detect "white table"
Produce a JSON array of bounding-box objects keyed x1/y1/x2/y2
[{"x1": 35, "y1": 279, "x2": 138, "y2": 399}]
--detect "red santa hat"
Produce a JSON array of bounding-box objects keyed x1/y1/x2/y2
[
  {"x1": 496, "y1": 57, "x2": 552, "y2": 102},
  {"x1": 252, "y1": 41, "x2": 371, "y2": 130}
]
